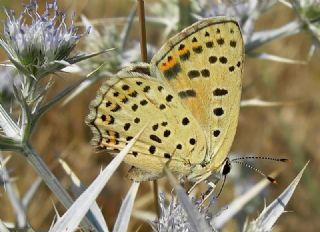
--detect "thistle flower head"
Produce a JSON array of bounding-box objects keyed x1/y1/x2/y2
[
  {"x1": 196, "y1": 0, "x2": 276, "y2": 40},
  {"x1": 81, "y1": 21, "x2": 122, "y2": 73},
  {"x1": 290, "y1": 0, "x2": 320, "y2": 45},
  {"x1": 1, "y1": 0, "x2": 86, "y2": 78},
  {"x1": 151, "y1": 193, "x2": 213, "y2": 232},
  {"x1": 291, "y1": 0, "x2": 320, "y2": 20}
]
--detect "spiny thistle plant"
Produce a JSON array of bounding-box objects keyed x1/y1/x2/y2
[{"x1": 0, "y1": 0, "x2": 318, "y2": 231}]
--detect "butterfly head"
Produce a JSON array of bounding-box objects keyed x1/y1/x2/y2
[
  {"x1": 187, "y1": 157, "x2": 231, "y2": 184},
  {"x1": 221, "y1": 157, "x2": 231, "y2": 176}
]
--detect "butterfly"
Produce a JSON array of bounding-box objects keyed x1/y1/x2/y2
[{"x1": 86, "y1": 16, "x2": 244, "y2": 184}]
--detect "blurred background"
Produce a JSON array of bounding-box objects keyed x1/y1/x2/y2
[{"x1": 0, "y1": 0, "x2": 319, "y2": 231}]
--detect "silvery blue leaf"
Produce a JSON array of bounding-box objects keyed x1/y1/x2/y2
[
  {"x1": 244, "y1": 162, "x2": 309, "y2": 232},
  {"x1": 112, "y1": 182, "x2": 140, "y2": 232}
]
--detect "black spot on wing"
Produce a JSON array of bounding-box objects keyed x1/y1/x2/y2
[
  {"x1": 189, "y1": 138, "x2": 196, "y2": 145},
  {"x1": 193, "y1": 46, "x2": 203, "y2": 54},
  {"x1": 158, "y1": 86, "x2": 164, "y2": 92},
  {"x1": 129, "y1": 91, "x2": 138, "y2": 97},
  {"x1": 124, "y1": 123, "x2": 131, "y2": 131},
  {"x1": 161, "y1": 121, "x2": 168, "y2": 127},
  {"x1": 213, "y1": 107, "x2": 224, "y2": 116},
  {"x1": 213, "y1": 130, "x2": 220, "y2": 137},
  {"x1": 209, "y1": 56, "x2": 217, "y2": 64},
  {"x1": 206, "y1": 41, "x2": 213, "y2": 48},
  {"x1": 163, "y1": 130, "x2": 171, "y2": 137},
  {"x1": 166, "y1": 95, "x2": 173, "y2": 102},
  {"x1": 150, "y1": 134, "x2": 162, "y2": 143},
  {"x1": 178, "y1": 44, "x2": 185, "y2": 50},
  {"x1": 105, "y1": 101, "x2": 112, "y2": 107},
  {"x1": 219, "y1": 56, "x2": 228, "y2": 64},
  {"x1": 111, "y1": 104, "x2": 121, "y2": 112},
  {"x1": 176, "y1": 144, "x2": 182, "y2": 149},
  {"x1": 108, "y1": 115, "x2": 114, "y2": 125},
  {"x1": 217, "y1": 38, "x2": 224, "y2": 45},
  {"x1": 140, "y1": 99, "x2": 148, "y2": 106},
  {"x1": 213, "y1": 88, "x2": 228, "y2": 96},
  {"x1": 152, "y1": 124, "x2": 159, "y2": 131},
  {"x1": 164, "y1": 153, "x2": 171, "y2": 159},
  {"x1": 201, "y1": 69, "x2": 210, "y2": 77},
  {"x1": 149, "y1": 145, "x2": 156, "y2": 154},
  {"x1": 121, "y1": 97, "x2": 128, "y2": 103},
  {"x1": 122, "y1": 84, "x2": 129, "y2": 90},
  {"x1": 230, "y1": 40, "x2": 237, "y2": 47},
  {"x1": 178, "y1": 89, "x2": 196, "y2": 98},
  {"x1": 182, "y1": 117, "x2": 190, "y2": 125},
  {"x1": 143, "y1": 86, "x2": 151, "y2": 93},
  {"x1": 131, "y1": 104, "x2": 138, "y2": 111},
  {"x1": 163, "y1": 63, "x2": 181, "y2": 79},
  {"x1": 159, "y1": 104, "x2": 166, "y2": 110},
  {"x1": 179, "y1": 51, "x2": 190, "y2": 61},
  {"x1": 188, "y1": 70, "x2": 200, "y2": 79}
]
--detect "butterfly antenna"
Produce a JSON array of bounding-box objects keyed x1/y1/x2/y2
[
  {"x1": 230, "y1": 156, "x2": 289, "y2": 163},
  {"x1": 231, "y1": 160, "x2": 278, "y2": 184}
]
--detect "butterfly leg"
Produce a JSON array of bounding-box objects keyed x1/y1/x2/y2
[
  {"x1": 200, "y1": 181, "x2": 217, "y2": 204},
  {"x1": 187, "y1": 178, "x2": 204, "y2": 195},
  {"x1": 187, "y1": 167, "x2": 213, "y2": 195}
]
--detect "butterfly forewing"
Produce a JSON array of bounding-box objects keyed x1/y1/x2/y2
[
  {"x1": 150, "y1": 17, "x2": 244, "y2": 170},
  {"x1": 86, "y1": 68, "x2": 207, "y2": 181}
]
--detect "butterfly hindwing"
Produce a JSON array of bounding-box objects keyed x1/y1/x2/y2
[
  {"x1": 150, "y1": 16, "x2": 244, "y2": 170},
  {"x1": 86, "y1": 65, "x2": 207, "y2": 181}
]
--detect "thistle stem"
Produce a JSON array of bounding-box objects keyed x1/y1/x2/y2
[
  {"x1": 137, "y1": 0, "x2": 160, "y2": 218},
  {"x1": 22, "y1": 143, "x2": 101, "y2": 231}
]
